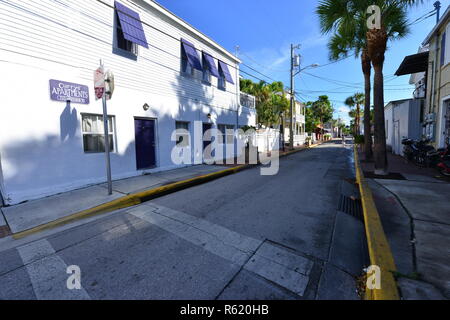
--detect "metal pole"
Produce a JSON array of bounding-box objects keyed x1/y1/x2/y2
[
  {"x1": 289, "y1": 44, "x2": 295, "y2": 150},
  {"x1": 434, "y1": 1, "x2": 441, "y2": 24},
  {"x1": 100, "y1": 60, "x2": 113, "y2": 195},
  {"x1": 235, "y1": 45, "x2": 240, "y2": 130}
]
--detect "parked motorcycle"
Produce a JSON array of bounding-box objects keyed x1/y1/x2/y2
[
  {"x1": 436, "y1": 140, "x2": 450, "y2": 176},
  {"x1": 437, "y1": 160, "x2": 450, "y2": 176},
  {"x1": 402, "y1": 138, "x2": 439, "y2": 168}
]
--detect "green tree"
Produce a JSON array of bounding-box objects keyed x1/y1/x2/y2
[
  {"x1": 317, "y1": 0, "x2": 373, "y2": 160},
  {"x1": 317, "y1": 0, "x2": 421, "y2": 174},
  {"x1": 240, "y1": 79, "x2": 289, "y2": 128},
  {"x1": 306, "y1": 96, "x2": 334, "y2": 139},
  {"x1": 305, "y1": 102, "x2": 320, "y2": 133},
  {"x1": 345, "y1": 93, "x2": 365, "y2": 136}
]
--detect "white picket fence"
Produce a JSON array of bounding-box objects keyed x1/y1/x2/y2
[{"x1": 255, "y1": 128, "x2": 280, "y2": 153}]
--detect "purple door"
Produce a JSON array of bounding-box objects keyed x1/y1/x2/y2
[
  {"x1": 134, "y1": 119, "x2": 156, "y2": 170},
  {"x1": 203, "y1": 123, "x2": 213, "y2": 163}
]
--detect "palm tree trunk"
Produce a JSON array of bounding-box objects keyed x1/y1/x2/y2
[
  {"x1": 362, "y1": 50, "x2": 373, "y2": 160},
  {"x1": 368, "y1": 28, "x2": 388, "y2": 175},
  {"x1": 356, "y1": 104, "x2": 360, "y2": 134},
  {"x1": 373, "y1": 63, "x2": 388, "y2": 175}
]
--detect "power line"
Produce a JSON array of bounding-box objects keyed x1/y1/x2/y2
[
  {"x1": 314, "y1": 56, "x2": 352, "y2": 68},
  {"x1": 407, "y1": 9, "x2": 437, "y2": 26},
  {"x1": 94, "y1": 0, "x2": 242, "y2": 72},
  {"x1": 96, "y1": 0, "x2": 287, "y2": 86},
  {"x1": 4, "y1": 0, "x2": 286, "y2": 93},
  {"x1": 240, "y1": 63, "x2": 279, "y2": 82},
  {"x1": 240, "y1": 52, "x2": 290, "y2": 73}
]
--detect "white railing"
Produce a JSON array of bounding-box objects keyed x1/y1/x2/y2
[{"x1": 240, "y1": 92, "x2": 256, "y2": 109}]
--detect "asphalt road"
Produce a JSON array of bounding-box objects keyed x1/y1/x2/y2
[{"x1": 0, "y1": 140, "x2": 364, "y2": 300}]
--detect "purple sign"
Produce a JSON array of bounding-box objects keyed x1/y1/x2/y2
[{"x1": 49, "y1": 79, "x2": 90, "y2": 104}]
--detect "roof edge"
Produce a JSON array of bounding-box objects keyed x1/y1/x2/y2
[
  {"x1": 422, "y1": 5, "x2": 450, "y2": 45},
  {"x1": 138, "y1": 0, "x2": 241, "y2": 63}
]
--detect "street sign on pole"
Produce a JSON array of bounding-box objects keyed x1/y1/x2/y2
[
  {"x1": 94, "y1": 66, "x2": 105, "y2": 100},
  {"x1": 105, "y1": 70, "x2": 115, "y2": 100},
  {"x1": 95, "y1": 60, "x2": 113, "y2": 195}
]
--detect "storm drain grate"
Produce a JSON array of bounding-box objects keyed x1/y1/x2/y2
[{"x1": 338, "y1": 195, "x2": 364, "y2": 222}]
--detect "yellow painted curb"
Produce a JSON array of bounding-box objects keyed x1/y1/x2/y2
[
  {"x1": 12, "y1": 144, "x2": 320, "y2": 240},
  {"x1": 12, "y1": 165, "x2": 248, "y2": 240},
  {"x1": 354, "y1": 146, "x2": 399, "y2": 300}
]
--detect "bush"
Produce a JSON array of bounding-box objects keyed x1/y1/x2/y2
[{"x1": 354, "y1": 134, "x2": 365, "y2": 144}]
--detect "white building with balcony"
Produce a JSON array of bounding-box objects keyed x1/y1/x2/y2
[
  {"x1": 283, "y1": 99, "x2": 306, "y2": 147},
  {"x1": 0, "y1": 0, "x2": 256, "y2": 205}
]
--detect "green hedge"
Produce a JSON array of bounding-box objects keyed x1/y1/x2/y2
[{"x1": 354, "y1": 134, "x2": 365, "y2": 144}]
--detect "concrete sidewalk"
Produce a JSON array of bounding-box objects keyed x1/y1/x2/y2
[
  {"x1": 360, "y1": 151, "x2": 449, "y2": 299},
  {"x1": 0, "y1": 143, "x2": 321, "y2": 239},
  {"x1": 0, "y1": 165, "x2": 225, "y2": 235}
]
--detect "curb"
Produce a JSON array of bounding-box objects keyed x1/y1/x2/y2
[
  {"x1": 353, "y1": 146, "x2": 399, "y2": 300},
  {"x1": 12, "y1": 143, "x2": 321, "y2": 240}
]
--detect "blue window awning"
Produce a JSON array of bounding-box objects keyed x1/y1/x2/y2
[
  {"x1": 115, "y1": 1, "x2": 149, "y2": 48},
  {"x1": 202, "y1": 52, "x2": 219, "y2": 77},
  {"x1": 218, "y1": 60, "x2": 234, "y2": 84},
  {"x1": 181, "y1": 39, "x2": 203, "y2": 71}
]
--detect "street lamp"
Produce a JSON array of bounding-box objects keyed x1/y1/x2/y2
[{"x1": 289, "y1": 53, "x2": 319, "y2": 150}]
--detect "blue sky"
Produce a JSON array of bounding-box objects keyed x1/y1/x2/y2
[{"x1": 155, "y1": 0, "x2": 445, "y2": 124}]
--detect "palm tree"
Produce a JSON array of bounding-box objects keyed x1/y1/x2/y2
[
  {"x1": 317, "y1": 0, "x2": 421, "y2": 174},
  {"x1": 345, "y1": 93, "x2": 365, "y2": 136},
  {"x1": 366, "y1": 0, "x2": 414, "y2": 175},
  {"x1": 240, "y1": 79, "x2": 289, "y2": 128},
  {"x1": 317, "y1": 0, "x2": 373, "y2": 160}
]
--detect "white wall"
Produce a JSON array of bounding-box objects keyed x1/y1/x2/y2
[
  {"x1": 385, "y1": 100, "x2": 414, "y2": 155},
  {"x1": 385, "y1": 104, "x2": 394, "y2": 151},
  {"x1": 0, "y1": 0, "x2": 255, "y2": 205}
]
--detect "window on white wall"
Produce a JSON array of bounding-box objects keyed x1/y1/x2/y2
[
  {"x1": 181, "y1": 49, "x2": 194, "y2": 76},
  {"x1": 82, "y1": 114, "x2": 115, "y2": 153},
  {"x1": 443, "y1": 24, "x2": 450, "y2": 66},
  {"x1": 218, "y1": 72, "x2": 227, "y2": 91},
  {"x1": 115, "y1": 12, "x2": 139, "y2": 56}
]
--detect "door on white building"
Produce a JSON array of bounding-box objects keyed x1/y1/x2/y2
[{"x1": 134, "y1": 118, "x2": 156, "y2": 170}]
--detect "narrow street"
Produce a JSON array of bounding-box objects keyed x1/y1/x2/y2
[{"x1": 0, "y1": 141, "x2": 365, "y2": 300}]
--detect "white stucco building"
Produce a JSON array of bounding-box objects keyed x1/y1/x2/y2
[
  {"x1": 0, "y1": 0, "x2": 256, "y2": 206},
  {"x1": 385, "y1": 99, "x2": 423, "y2": 155}
]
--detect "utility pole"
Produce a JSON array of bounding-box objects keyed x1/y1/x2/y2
[
  {"x1": 289, "y1": 44, "x2": 300, "y2": 150},
  {"x1": 235, "y1": 45, "x2": 240, "y2": 131},
  {"x1": 434, "y1": 1, "x2": 441, "y2": 24}
]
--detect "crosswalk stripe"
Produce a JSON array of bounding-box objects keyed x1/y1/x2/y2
[{"x1": 17, "y1": 239, "x2": 90, "y2": 300}]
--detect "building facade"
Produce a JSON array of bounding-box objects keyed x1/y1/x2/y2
[
  {"x1": 395, "y1": 5, "x2": 449, "y2": 150},
  {"x1": 283, "y1": 99, "x2": 306, "y2": 147},
  {"x1": 422, "y1": 5, "x2": 450, "y2": 148},
  {"x1": 0, "y1": 0, "x2": 256, "y2": 205},
  {"x1": 385, "y1": 99, "x2": 423, "y2": 155}
]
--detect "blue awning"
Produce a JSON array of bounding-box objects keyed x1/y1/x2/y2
[
  {"x1": 181, "y1": 39, "x2": 203, "y2": 71},
  {"x1": 115, "y1": 1, "x2": 149, "y2": 48},
  {"x1": 218, "y1": 60, "x2": 234, "y2": 84},
  {"x1": 202, "y1": 52, "x2": 219, "y2": 77}
]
